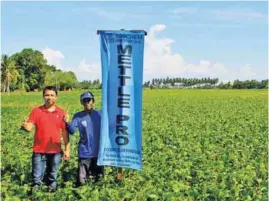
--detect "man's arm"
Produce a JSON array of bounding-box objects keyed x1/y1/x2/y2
[
  {"x1": 21, "y1": 121, "x2": 34, "y2": 132},
  {"x1": 63, "y1": 113, "x2": 78, "y2": 134},
  {"x1": 21, "y1": 109, "x2": 37, "y2": 132},
  {"x1": 62, "y1": 128, "x2": 70, "y2": 160}
]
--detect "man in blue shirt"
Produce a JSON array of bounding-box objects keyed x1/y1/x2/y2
[{"x1": 64, "y1": 91, "x2": 104, "y2": 185}]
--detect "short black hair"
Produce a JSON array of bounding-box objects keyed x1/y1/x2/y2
[{"x1": 43, "y1": 86, "x2": 58, "y2": 96}]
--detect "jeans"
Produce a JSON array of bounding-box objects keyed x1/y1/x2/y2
[
  {"x1": 32, "y1": 152, "x2": 62, "y2": 191},
  {"x1": 77, "y1": 157, "x2": 104, "y2": 184}
]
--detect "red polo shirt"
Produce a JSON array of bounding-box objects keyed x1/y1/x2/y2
[{"x1": 28, "y1": 105, "x2": 66, "y2": 153}]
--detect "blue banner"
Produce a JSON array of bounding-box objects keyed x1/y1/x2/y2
[{"x1": 97, "y1": 30, "x2": 146, "y2": 170}]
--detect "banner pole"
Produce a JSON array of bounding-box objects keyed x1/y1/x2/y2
[{"x1": 116, "y1": 167, "x2": 123, "y2": 181}]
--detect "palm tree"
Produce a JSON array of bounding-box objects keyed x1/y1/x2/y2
[{"x1": 1, "y1": 54, "x2": 19, "y2": 92}]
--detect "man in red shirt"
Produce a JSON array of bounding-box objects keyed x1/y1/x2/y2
[{"x1": 21, "y1": 86, "x2": 70, "y2": 192}]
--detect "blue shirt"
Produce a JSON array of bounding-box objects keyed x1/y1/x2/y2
[{"x1": 66, "y1": 110, "x2": 101, "y2": 159}]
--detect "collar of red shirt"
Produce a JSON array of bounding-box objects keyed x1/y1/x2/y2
[{"x1": 40, "y1": 105, "x2": 59, "y2": 113}]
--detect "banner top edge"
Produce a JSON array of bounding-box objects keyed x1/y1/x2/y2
[{"x1": 97, "y1": 30, "x2": 147, "y2": 36}]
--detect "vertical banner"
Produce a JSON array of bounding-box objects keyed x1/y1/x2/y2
[{"x1": 97, "y1": 30, "x2": 146, "y2": 170}]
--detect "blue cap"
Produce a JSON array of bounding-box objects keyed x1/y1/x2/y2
[{"x1": 80, "y1": 92, "x2": 94, "y2": 101}]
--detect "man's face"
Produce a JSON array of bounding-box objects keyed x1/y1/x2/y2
[
  {"x1": 43, "y1": 90, "x2": 57, "y2": 106},
  {"x1": 82, "y1": 98, "x2": 94, "y2": 111}
]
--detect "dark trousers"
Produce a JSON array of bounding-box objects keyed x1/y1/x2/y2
[
  {"x1": 78, "y1": 157, "x2": 104, "y2": 184},
  {"x1": 32, "y1": 152, "x2": 62, "y2": 191}
]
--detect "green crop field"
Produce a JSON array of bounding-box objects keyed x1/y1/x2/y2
[{"x1": 1, "y1": 89, "x2": 268, "y2": 201}]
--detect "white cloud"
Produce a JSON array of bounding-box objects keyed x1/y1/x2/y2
[
  {"x1": 148, "y1": 24, "x2": 166, "y2": 35},
  {"x1": 72, "y1": 7, "x2": 153, "y2": 21},
  {"x1": 144, "y1": 24, "x2": 186, "y2": 81},
  {"x1": 143, "y1": 24, "x2": 262, "y2": 82},
  {"x1": 42, "y1": 47, "x2": 64, "y2": 70},
  {"x1": 42, "y1": 25, "x2": 261, "y2": 83},
  {"x1": 238, "y1": 64, "x2": 257, "y2": 79},
  {"x1": 220, "y1": 64, "x2": 259, "y2": 81},
  {"x1": 171, "y1": 7, "x2": 198, "y2": 16},
  {"x1": 185, "y1": 62, "x2": 228, "y2": 77},
  {"x1": 42, "y1": 47, "x2": 101, "y2": 81},
  {"x1": 70, "y1": 58, "x2": 101, "y2": 81},
  {"x1": 212, "y1": 9, "x2": 268, "y2": 21},
  {"x1": 144, "y1": 24, "x2": 231, "y2": 81}
]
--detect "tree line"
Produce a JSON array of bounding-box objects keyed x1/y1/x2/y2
[
  {"x1": 1, "y1": 48, "x2": 267, "y2": 92},
  {"x1": 1, "y1": 48, "x2": 101, "y2": 92},
  {"x1": 143, "y1": 77, "x2": 268, "y2": 89}
]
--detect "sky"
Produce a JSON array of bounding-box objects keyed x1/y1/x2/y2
[{"x1": 1, "y1": 1, "x2": 268, "y2": 82}]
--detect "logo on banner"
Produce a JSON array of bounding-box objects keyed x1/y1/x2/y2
[{"x1": 116, "y1": 44, "x2": 132, "y2": 146}]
